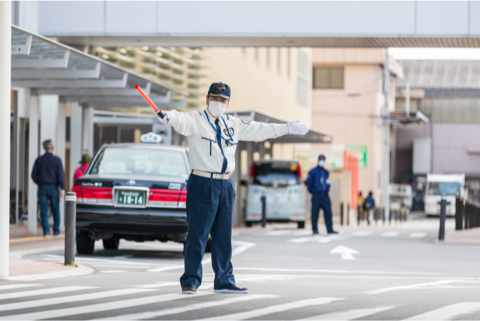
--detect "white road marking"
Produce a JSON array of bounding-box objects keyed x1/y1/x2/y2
[
  {"x1": 0, "y1": 286, "x2": 95, "y2": 300},
  {"x1": 232, "y1": 241, "x2": 256, "y2": 256},
  {"x1": 138, "y1": 282, "x2": 179, "y2": 288},
  {"x1": 0, "y1": 283, "x2": 40, "y2": 291},
  {"x1": 352, "y1": 231, "x2": 371, "y2": 237},
  {"x1": 99, "y1": 270, "x2": 126, "y2": 273},
  {"x1": 198, "y1": 297, "x2": 342, "y2": 320},
  {"x1": 404, "y1": 302, "x2": 480, "y2": 320},
  {"x1": 289, "y1": 235, "x2": 340, "y2": 244},
  {"x1": 299, "y1": 306, "x2": 394, "y2": 320},
  {"x1": 330, "y1": 246, "x2": 359, "y2": 260},
  {"x1": 409, "y1": 232, "x2": 427, "y2": 238},
  {"x1": 381, "y1": 231, "x2": 399, "y2": 237},
  {"x1": 93, "y1": 294, "x2": 277, "y2": 321},
  {"x1": 42, "y1": 254, "x2": 154, "y2": 267},
  {"x1": 6, "y1": 292, "x2": 211, "y2": 320},
  {"x1": 0, "y1": 288, "x2": 154, "y2": 313},
  {"x1": 235, "y1": 267, "x2": 444, "y2": 277},
  {"x1": 366, "y1": 280, "x2": 461, "y2": 295},
  {"x1": 4, "y1": 264, "x2": 94, "y2": 281}
]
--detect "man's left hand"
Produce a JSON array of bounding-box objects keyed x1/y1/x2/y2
[
  {"x1": 287, "y1": 121, "x2": 309, "y2": 135},
  {"x1": 60, "y1": 190, "x2": 65, "y2": 199}
]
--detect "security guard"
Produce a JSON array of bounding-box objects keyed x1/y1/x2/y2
[
  {"x1": 306, "y1": 154, "x2": 338, "y2": 235},
  {"x1": 156, "y1": 82, "x2": 308, "y2": 294}
]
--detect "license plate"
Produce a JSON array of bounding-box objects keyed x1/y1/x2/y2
[{"x1": 115, "y1": 189, "x2": 147, "y2": 207}]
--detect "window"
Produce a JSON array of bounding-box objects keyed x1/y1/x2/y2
[{"x1": 312, "y1": 66, "x2": 345, "y2": 89}]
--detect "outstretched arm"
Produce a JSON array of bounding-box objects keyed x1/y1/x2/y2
[
  {"x1": 159, "y1": 110, "x2": 198, "y2": 137},
  {"x1": 237, "y1": 119, "x2": 308, "y2": 142}
]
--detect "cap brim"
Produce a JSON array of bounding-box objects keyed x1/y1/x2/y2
[{"x1": 208, "y1": 94, "x2": 230, "y2": 99}]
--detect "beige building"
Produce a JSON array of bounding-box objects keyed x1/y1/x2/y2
[
  {"x1": 310, "y1": 49, "x2": 401, "y2": 202},
  {"x1": 204, "y1": 47, "x2": 313, "y2": 171}
]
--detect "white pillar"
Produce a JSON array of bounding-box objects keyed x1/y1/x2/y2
[
  {"x1": 70, "y1": 102, "x2": 83, "y2": 188},
  {"x1": 56, "y1": 103, "x2": 66, "y2": 231},
  {"x1": 382, "y1": 49, "x2": 391, "y2": 222},
  {"x1": 39, "y1": 95, "x2": 59, "y2": 145},
  {"x1": 27, "y1": 95, "x2": 39, "y2": 235},
  {"x1": 82, "y1": 106, "x2": 94, "y2": 155},
  {"x1": 0, "y1": 1, "x2": 12, "y2": 278}
]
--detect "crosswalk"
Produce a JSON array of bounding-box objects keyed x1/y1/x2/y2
[
  {"x1": 287, "y1": 230, "x2": 431, "y2": 244},
  {"x1": 1, "y1": 281, "x2": 480, "y2": 320}
]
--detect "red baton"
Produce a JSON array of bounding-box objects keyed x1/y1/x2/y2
[{"x1": 134, "y1": 84, "x2": 160, "y2": 113}]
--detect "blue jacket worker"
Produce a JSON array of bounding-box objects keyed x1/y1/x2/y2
[
  {"x1": 31, "y1": 139, "x2": 65, "y2": 236},
  {"x1": 306, "y1": 154, "x2": 338, "y2": 235},
  {"x1": 156, "y1": 82, "x2": 309, "y2": 295}
]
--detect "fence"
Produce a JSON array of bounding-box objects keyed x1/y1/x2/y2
[{"x1": 455, "y1": 198, "x2": 480, "y2": 230}]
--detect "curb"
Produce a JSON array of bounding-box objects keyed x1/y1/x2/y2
[
  {"x1": 10, "y1": 235, "x2": 65, "y2": 244},
  {"x1": 3, "y1": 263, "x2": 95, "y2": 281}
]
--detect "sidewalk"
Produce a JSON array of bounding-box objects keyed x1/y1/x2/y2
[
  {"x1": 10, "y1": 223, "x2": 64, "y2": 244},
  {"x1": 446, "y1": 227, "x2": 480, "y2": 245}
]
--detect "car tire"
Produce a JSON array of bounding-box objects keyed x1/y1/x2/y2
[
  {"x1": 297, "y1": 221, "x2": 305, "y2": 229},
  {"x1": 77, "y1": 231, "x2": 95, "y2": 255},
  {"x1": 205, "y1": 238, "x2": 213, "y2": 253},
  {"x1": 245, "y1": 221, "x2": 253, "y2": 228},
  {"x1": 103, "y1": 237, "x2": 120, "y2": 250}
]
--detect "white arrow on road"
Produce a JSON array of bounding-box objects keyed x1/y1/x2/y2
[{"x1": 330, "y1": 246, "x2": 359, "y2": 260}]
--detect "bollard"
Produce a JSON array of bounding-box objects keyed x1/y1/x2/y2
[
  {"x1": 64, "y1": 192, "x2": 77, "y2": 266},
  {"x1": 438, "y1": 198, "x2": 448, "y2": 241},
  {"x1": 260, "y1": 195, "x2": 267, "y2": 228},
  {"x1": 455, "y1": 198, "x2": 463, "y2": 231},
  {"x1": 340, "y1": 202, "x2": 344, "y2": 226},
  {"x1": 346, "y1": 204, "x2": 350, "y2": 226}
]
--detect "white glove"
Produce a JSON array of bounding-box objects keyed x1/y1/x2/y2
[{"x1": 287, "y1": 121, "x2": 309, "y2": 135}]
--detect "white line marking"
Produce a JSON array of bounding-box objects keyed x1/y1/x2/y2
[
  {"x1": 330, "y1": 246, "x2": 359, "y2": 260},
  {"x1": 0, "y1": 286, "x2": 95, "y2": 300},
  {"x1": 99, "y1": 270, "x2": 126, "y2": 273},
  {"x1": 352, "y1": 231, "x2": 371, "y2": 237},
  {"x1": 94, "y1": 294, "x2": 277, "y2": 321},
  {"x1": 0, "y1": 288, "x2": 154, "y2": 313},
  {"x1": 235, "y1": 267, "x2": 443, "y2": 276},
  {"x1": 299, "y1": 306, "x2": 394, "y2": 320},
  {"x1": 4, "y1": 264, "x2": 94, "y2": 281},
  {"x1": 198, "y1": 297, "x2": 342, "y2": 320},
  {"x1": 404, "y1": 302, "x2": 480, "y2": 320},
  {"x1": 0, "y1": 283, "x2": 40, "y2": 291},
  {"x1": 232, "y1": 241, "x2": 256, "y2": 256},
  {"x1": 381, "y1": 231, "x2": 399, "y2": 237},
  {"x1": 138, "y1": 282, "x2": 178, "y2": 289},
  {"x1": 6, "y1": 292, "x2": 212, "y2": 320},
  {"x1": 366, "y1": 280, "x2": 460, "y2": 295},
  {"x1": 42, "y1": 254, "x2": 153, "y2": 266},
  {"x1": 409, "y1": 232, "x2": 427, "y2": 238}
]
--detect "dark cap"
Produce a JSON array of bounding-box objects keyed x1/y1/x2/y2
[
  {"x1": 208, "y1": 82, "x2": 231, "y2": 99},
  {"x1": 318, "y1": 154, "x2": 326, "y2": 161}
]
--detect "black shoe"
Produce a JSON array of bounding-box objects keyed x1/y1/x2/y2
[
  {"x1": 214, "y1": 284, "x2": 248, "y2": 294},
  {"x1": 181, "y1": 286, "x2": 198, "y2": 295},
  {"x1": 313, "y1": 230, "x2": 319, "y2": 235},
  {"x1": 328, "y1": 231, "x2": 339, "y2": 235}
]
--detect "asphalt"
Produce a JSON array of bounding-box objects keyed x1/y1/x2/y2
[{"x1": 2, "y1": 215, "x2": 480, "y2": 320}]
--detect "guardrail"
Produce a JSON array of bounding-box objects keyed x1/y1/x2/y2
[{"x1": 455, "y1": 198, "x2": 480, "y2": 230}]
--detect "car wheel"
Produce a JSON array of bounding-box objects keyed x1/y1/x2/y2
[
  {"x1": 245, "y1": 221, "x2": 253, "y2": 228},
  {"x1": 205, "y1": 238, "x2": 213, "y2": 253},
  {"x1": 77, "y1": 231, "x2": 95, "y2": 255},
  {"x1": 297, "y1": 221, "x2": 305, "y2": 229},
  {"x1": 103, "y1": 237, "x2": 120, "y2": 250}
]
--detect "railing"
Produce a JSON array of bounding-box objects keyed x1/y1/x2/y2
[{"x1": 455, "y1": 198, "x2": 480, "y2": 230}]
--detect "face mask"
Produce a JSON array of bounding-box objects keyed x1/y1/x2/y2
[
  {"x1": 208, "y1": 101, "x2": 226, "y2": 118},
  {"x1": 318, "y1": 160, "x2": 325, "y2": 167}
]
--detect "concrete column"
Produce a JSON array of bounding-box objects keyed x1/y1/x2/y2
[
  {"x1": 70, "y1": 102, "x2": 83, "y2": 188},
  {"x1": 0, "y1": 1, "x2": 12, "y2": 278},
  {"x1": 82, "y1": 106, "x2": 94, "y2": 155},
  {"x1": 56, "y1": 103, "x2": 66, "y2": 231},
  {"x1": 27, "y1": 95, "x2": 39, "y2": 235},
  {"x1": 39, "y1": 95, "x2": 59, "y2": 145}
]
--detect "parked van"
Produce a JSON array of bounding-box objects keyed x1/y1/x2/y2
[{"x1": 424, "y1": 174, "x2": 465, "y2": 216}]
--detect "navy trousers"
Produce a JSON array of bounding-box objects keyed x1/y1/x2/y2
[
  {"x1": 180, "y1": 174, "x2": 236, "y2": 289},
  {"x1": 311, "y1": 195, "x2": 334, "y2": 234},
  {"x1": 38, "y1": 184, "x2": 61, "y2": 236}
]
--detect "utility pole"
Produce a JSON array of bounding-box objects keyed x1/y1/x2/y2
[
  {"x1": 0, "y1": 1, "x2": 12, "y2": 278},
  {"x1": 382, "y1": 49, "x2": 391, "y2": 223}
]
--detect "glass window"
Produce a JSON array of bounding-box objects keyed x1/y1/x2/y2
[
  {"x1": 90, "y1": 147, "x2": 189, "y2": 178},
  {"x1": 427, "y1": 182, "x2": 462, "y2": 196},
  {"x1": 313, "y1": 66, "x2": 345, "y2": 89}
]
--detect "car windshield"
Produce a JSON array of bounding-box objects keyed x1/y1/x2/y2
[
  {"x1": 253, "y1": 163, "x2": 299, "y2": 186},
  {"x1": 427, "y1": 182, "x2": 461, "y2": 196},
  {"x1": 89, "y1": 147, "x2": 189, "y2": 178}
]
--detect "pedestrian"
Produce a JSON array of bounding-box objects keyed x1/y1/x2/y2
[
  {"x1": 306, "y1": 154, "x2": 338, "y2": 235},
  {"x1": 73, "y1": 153, "x2": 92, "y2": 183},
  {"x1": 31, "y1": 139, "x2": 65, "y2": 237},
  {"x1": 357, "y1": 191, "x2": 364, "y2": 226},
  {"x1": 363, "y1": 190, "x2": 376, "y2": 225},
  {"x1": 155, "y1": 82, "x2": 308, "y2": 294}
]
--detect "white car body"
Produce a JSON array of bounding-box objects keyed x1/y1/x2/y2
[{"x1": 424, "y1": 174, "x2": 465, "y2": 216}]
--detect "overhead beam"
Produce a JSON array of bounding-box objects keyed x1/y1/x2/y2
[
  {"x1": 36, "y1": 84, "x2": 151, "y2": 97},
  {"x1": 67, "y1": 95, "x2": 170, "y2": 108},
  {"x1": 13, "y1": 73, "x2": 128, "y2": 89},
  {"x1": 12, "y1": 50, "x2": 70, "y2": 68},
  {"x1": 12, "y1": 35, "x2": 32, "y2": 56},
  {"x1": 12, "y1": 62, "x2": 101, "y2": 80}
]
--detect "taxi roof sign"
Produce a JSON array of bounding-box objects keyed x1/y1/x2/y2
[{"x1": 140, "y1": 132, "x2": 163, "y2": 144}]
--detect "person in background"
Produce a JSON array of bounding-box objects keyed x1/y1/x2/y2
[
  {"x1": 73, "y1": 153, "x2": 92, "y2": 183},
  {"x1": 357, "y1": 191, "x2": 364, "y2": 226},
  {"x1": 363, "y1": 190, "x2": 376, "y2": 225},
  {"x1": 306, "y1": 154, "x2": 338, "y2": 235},
  {"x1": 31, "y1": 139, "x2": 65, "y2": 237}
]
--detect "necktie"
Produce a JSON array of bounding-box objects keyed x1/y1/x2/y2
[{"x1": 214, "y1": 119, "x2": 228, "y2": 174}]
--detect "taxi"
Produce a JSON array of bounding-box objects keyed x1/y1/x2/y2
[{"x1": 73, "y1": 133, "x2": 190, "y2": 254}]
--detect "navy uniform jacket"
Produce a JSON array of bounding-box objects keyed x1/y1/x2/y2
[
  {"x1": 31, "y1": 153, "x2": 65, "y2": 190},
  {"x1": 306, "y1": 166, "x2": 331, "y2": 198}
]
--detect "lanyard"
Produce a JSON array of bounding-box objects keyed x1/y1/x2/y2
[{"x1": 203, "y1": 111, "x2": 235, "y2": 145}]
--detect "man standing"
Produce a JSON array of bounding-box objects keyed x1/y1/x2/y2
[
  {"x1": 156, "y1": 82, "x2": 308, "y2": 294},
  {"x1": 306, "y1": 154, "x2": 338, "y2": 235},
  {"x1": 31, "y1": 139, "x2": 65, "y2": 236}
]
